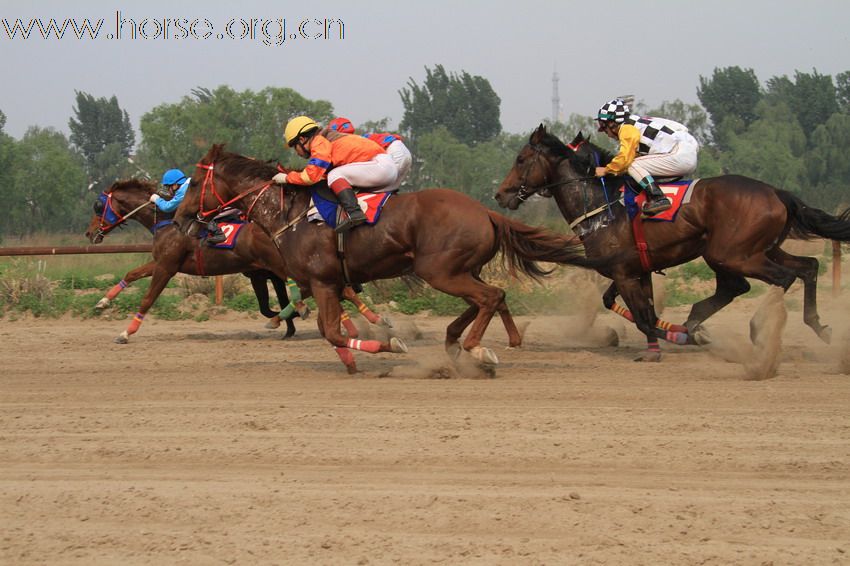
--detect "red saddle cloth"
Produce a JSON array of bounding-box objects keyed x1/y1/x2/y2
[
  {"x1": 209, "y1": 222, "x2": 246, "y2": 249},
  {"x1": 626, "y1": 180, "x2": 695, "y2": 222}
]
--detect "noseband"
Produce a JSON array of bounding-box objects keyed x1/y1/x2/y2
[{"x1": 513, "y1": 141, "x2": 594, "y2": 201}]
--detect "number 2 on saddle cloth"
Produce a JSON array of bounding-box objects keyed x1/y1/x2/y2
[{"x1": 309, "y1": 186, "x2": 393, "y2": 230}]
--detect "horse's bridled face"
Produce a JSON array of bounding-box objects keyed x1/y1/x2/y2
[{"x1": 494, "y1": 145, "x2": 545, "y2": 210}]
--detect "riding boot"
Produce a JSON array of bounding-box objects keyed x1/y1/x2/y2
[
  {"x1": 205, "y1": 220, "x2": 227, "y2": 244},
  {"x1": 640, "y1": 177, "x2": 671, "y2": 216},
  {"x1": 334, "y1": 187, "x2": 367, "y2": 233}
]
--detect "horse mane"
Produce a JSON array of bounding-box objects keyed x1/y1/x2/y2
[
  {"x1": 536, "y1": 129, "x2": 614, "y2": 169},
  {"x1": 109, "y1": 178, "x2": 157, "y2": 193},
  {"x1": 202, "y1": 143, "x2": 279, "y2": 181}
]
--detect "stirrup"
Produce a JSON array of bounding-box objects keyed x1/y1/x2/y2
[
  {"x1": 642, "y1": 198, "x2": 671, "y2": 216},
  {"x1": 334, "y1": 213, "x2": 367, "y2": 233}
]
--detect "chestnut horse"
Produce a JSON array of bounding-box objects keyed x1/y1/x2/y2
[
  {"x1": 495, "y1": 125, "x2": 850, "y2": 360},
  {"x1": 85, "y1": 179, "x2": 384, "y2": 343},
  {"x1": 173, "y1": 144, "x2": 602, "y2": 374}
]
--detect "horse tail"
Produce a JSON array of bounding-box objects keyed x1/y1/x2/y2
[
  {"x1": 776, "y1": 189, "x2": 850, "y2": 241},
  {"x1": 488, "y1": 211, "x2": 596, "y2": 280}
]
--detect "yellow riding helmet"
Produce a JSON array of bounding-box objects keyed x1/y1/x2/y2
[{"x1": 284, "y1": 116, "x2": 319, "y2": 147}]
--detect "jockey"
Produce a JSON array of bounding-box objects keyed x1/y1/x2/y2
[
  {"x1": 325, "y1": 117, "x2": 412, "y2": 191},
  {"x1": 594, "y1": 98, "x2": 699, "y2": 216},
  {"x1": 273, "y1": 116, "x2": 397, "y2": 233},
  {"x1": 151, "y1": 168, "x2": 225, "y2": 244}
]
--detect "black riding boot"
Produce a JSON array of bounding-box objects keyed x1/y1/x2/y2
[
  {"x1": 206, "y1": 220, "x2": 227, "y2": 244},
  {"x1": 640, "y1": 177, "x2": 671, "y2": 216},
  {"x1": 334, "y1": 188, "x2": 367, "y2": 233}
]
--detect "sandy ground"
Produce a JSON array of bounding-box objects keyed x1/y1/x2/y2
[{"x1": 2, "y1": 288, "x2": 850, "y2": 565}]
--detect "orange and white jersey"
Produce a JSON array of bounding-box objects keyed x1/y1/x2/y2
[{"x1": 286, "y1": 134, "x2": 386, "y2": 186}]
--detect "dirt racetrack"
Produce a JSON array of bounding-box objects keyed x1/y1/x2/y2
[{"x1": 2, "y1": 293, "x2": 850, "y2": 565}]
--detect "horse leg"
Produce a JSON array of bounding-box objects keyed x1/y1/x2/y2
[
  {"x1": 683, "y1": 269, "x2": 750, "y2": 339},
  {"x1": 426, "y1": 273, "x2": 503, "y2": 365},
  {"x1": 496, "y1": 298, "x2": 523, "y2": 348},
  {"x1": 97, "y1": 261, "x2": 155, "y2": 309},
  {"x1": 114, "y1": 265, "x2": 177, "y2": 344},
  {"x1": 768, "y1": 248, "x2": 830, "y2": 343},
  {"x1": 616, "y1": 275, "x2": 663, "y2": 361},
  {"x1": 444, "y1": 303, "x2": 480, "y2": 359},
  {"x1": 267, "y1": 274, "x2": 296, "y2": 338},
  {"x1": 603, "y1": 279, "x2": 688, "y2": 336},
  {"x1": 312, "y1": 282, "x2": 407, "y2": 375},
  {"x1": 342, "y1": 286, "x2": 390, "y2": 327}
]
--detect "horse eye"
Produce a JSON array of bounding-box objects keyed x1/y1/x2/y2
[{"x1": 93, "y1": 201, "x2": 104, "y2": 214}]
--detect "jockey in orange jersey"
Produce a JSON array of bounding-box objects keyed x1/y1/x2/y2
[
  {"x1": 325, "y1": 117, "x2": 412, "y2": 191},
  {"x1": 273, "y1": 116, "x2": 397, "y2": 233}
]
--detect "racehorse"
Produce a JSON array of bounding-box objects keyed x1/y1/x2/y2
[
  {"x1": 173, "y1": 144, "x2": 603, "y2": 374},
  {"x1": 495, "y1": 125, "x2": 850, "y2": 360},
  {"x1": 85, "y1": 178, "x2": 385, "y2": 343}
]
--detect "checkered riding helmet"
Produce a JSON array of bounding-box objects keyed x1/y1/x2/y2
[{"x1": 597, "y1": 98, "x2": 631, "y2": 130}]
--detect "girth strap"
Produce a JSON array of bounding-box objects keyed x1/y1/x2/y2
[{"x1": 631, "y1": 214, "x2": 653, "y2": 272}]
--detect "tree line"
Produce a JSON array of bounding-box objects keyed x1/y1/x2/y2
[{"x1": 2, "y1": 64, "x2": 849, "y2": 240}]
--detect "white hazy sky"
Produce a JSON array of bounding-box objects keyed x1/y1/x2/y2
[{"x1": 1, "y1": 0, "x2": 848, "y2": 140}]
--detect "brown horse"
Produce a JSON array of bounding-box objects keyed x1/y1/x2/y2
[
  {"x1": 495, "y1": 125, "x2": 850, "y2": 360},
  {"x1": 84, "y1": 179, "x2": 384, "y2": 343},
  {"x1": 173, "y1": 144, "x2": 602, "y2": 374}
]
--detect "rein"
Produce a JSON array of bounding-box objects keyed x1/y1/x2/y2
[
  {"x1": 95, "y1": 191, "x2": 153, "y2": 239},
  {"x1": 197, "y1": 160, "x2": 311, "y2": 248},
  {"x1": 194, "y1": 162, "x2": 274, "y2": 220}
]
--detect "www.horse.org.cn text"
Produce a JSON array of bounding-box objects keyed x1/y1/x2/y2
[{"x1": 0, "y1": 11, "x2": 345, "y2": 47}]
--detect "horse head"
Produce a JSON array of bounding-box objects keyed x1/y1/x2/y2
[
  {"x1": 495, "y1": 127, "x2": 610, "y2": 210},
  {"x1": 85, "y1": 178, "x2": 158, "y2": 243},
  {"x1": 495, "y1": 124, "x2": 572, "y2": 210}
]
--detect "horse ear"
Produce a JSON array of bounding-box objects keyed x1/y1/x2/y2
[
  {"x1": 530, "y1": 123, "x2": 546, "y2": 143},
  {"x1": 570, "y1": 131, "x2": 585, "y2": 145}
]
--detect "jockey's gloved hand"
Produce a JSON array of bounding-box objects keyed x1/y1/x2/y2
[
  {"x1": 149, "y1": 194, "x2": 159, "y2": 203},
  {"x1": 272, "y1": 173, "x2": 287, "y2": 184}
]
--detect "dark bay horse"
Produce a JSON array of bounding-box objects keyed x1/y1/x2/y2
[
  {"x1": 173, "y1": 144, "x2": 602, "y2": 374},
  {"x1": 85, "y1": 179, "x2": 384, "y2": 343},
  {"x1": 495, "y1": 125, "x2": 850, "y2": 360}
]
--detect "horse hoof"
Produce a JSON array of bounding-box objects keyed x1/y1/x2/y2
[
  {"x1": 692, "y1": 327, "x2": 712, "y2": 346},
  {"x1": 114, "y1": 332, "x2": 129, "y2": 345},
  {"x1": 389, "y1": 337, "x2": 408, "y2": 353},
  {"x1": 469, "y1": 346, "x2": 499, "y2": 365},
  {"x1": 264, "y1": 316, "x2": 282, "y2": 330},
  {"x1": 378, "y1": 315, "x2": 393, "y2": 329},
  {"x1": 634, "y1": 351, "x2": 661, "y2": 362},
  {"x1": 297, "y1": 305, "x2": 311, "y2": 320},
  {"x1": 818, "y1": 326, "x2": 832, "y2": 344},
  {"x1": 346, "y1": 365, "x2": 358, "y2": 375},
  {"x1": 445, "y1": 343, "x2": 462, "y2": 360},
  {"x1": 95, "y1": 298, "x2": 110, "y2": 310}
]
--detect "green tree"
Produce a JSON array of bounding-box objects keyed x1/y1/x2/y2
[
  {"x1": 718, "y1": 101, "x2": 806, "y2": 192},
  {"x1": 836, "y1": 71, "x2": 850, "y2": 113},
  {"x1": 68, "y1": 92, "x2": 135, "y2": 190},
  {"x1": 646, "y1": 99, "x2": 711, "y2": 145},
  {"x1": 399, "y1": 64, "x2": 501, "y2": 144},
  {"x1": 7, "y1": 127, "x2": 87, "y2": 235},
  {"x1": 697, "y1": 66, "x2": 762, "y2": 145},
  {"x1": 412, "y1": 126, "x2": 524, "y2": 206},
  {"x1": 137, "y1": 85, "x2": 333, "y2": 177},
  {"x1": 765, "y1": 69, "x2": 838, "y2": 139},
  {"x1": 803, "y1": 112, "x2": 850, "y2": 209},
  {"x1": 0, "y1": 111, "x2": 16, "y2": 241}
]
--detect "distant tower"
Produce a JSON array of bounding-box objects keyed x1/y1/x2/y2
[{"x1": 551, "y1": 68, "x2": 560, "y2": 123}]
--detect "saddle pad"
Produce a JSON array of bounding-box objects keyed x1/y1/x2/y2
[
  {"x1": 310, "y1": 189, "x2": 393, "y2": 229},
  {"x1": 208, "y1": 221, "x2": 246, "y2": 249},
  {"x1": 623, "y1": 179, "x2": 698, "y2": 222}
]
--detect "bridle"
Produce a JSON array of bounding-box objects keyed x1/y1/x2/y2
[
  {"x1": 195, "y1": 160, "x2": 311, "y2": 248},
  {"x1": 93, "y1": 189, "x2": 153, "y2": 240},
  {"x1": 514, "y1": 140, "x2": 595, "y2": 202}
]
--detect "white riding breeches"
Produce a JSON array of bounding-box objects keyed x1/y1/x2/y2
[
  {"x1": 628, "y1": 135, "x2": 699, "y2": 182},
  {"x1": 327, "y1": 153, "x2": 398, "y2": 191},
  {"x1": 385, "y1": 140, "x2": 412, "y2": 190}
]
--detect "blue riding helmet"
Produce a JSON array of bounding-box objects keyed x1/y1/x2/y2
[{"x1": 161, "y1": 168, "x2": 187, "y2": 186}]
